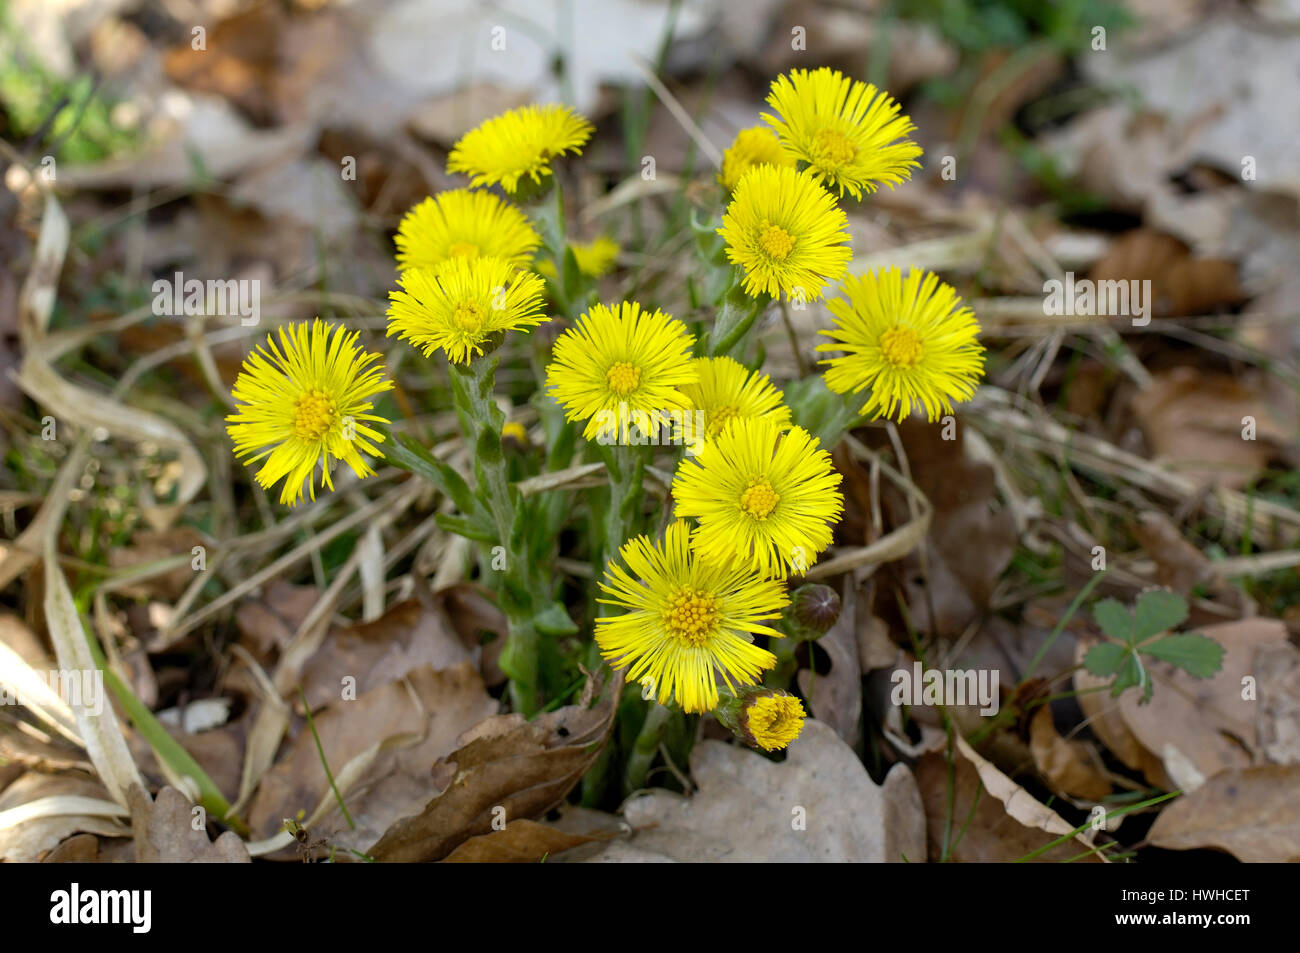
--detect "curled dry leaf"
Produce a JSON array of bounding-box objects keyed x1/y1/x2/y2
[
  {"x1": 1028, "y1": 706, "x2": 1112, "y2": 802},
  {"x1": 43, "y1": 547, "x2": 143, "y2": 808},
  {"x1": 953, "y1": 734, "x2": 1097, "y2": 855},
  {"x1": 578, "y1": 720, "x2": 926, "y2": 863},
  {"x1": 129, "y1": 785, "x2": 250, "y2": 863},
  {"x1": 367, "y1": 673, "x2": 615, "y2": 862},
  {"x1": 0, "y1": 772, "x2": 130, "y2": 863},
  {"x1": 914, "y1": 749, "x2": 1101, "y2": 863},
  {"x1": 1147, "y1": 765, "x2": 1300, "y2": 862},
  {"x1": 440, "y1": 819, "x2": 596, "y2": 863}
]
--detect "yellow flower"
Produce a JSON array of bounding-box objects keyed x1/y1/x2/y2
[
  {"x1": 763, "y1": 67, "x2": 922, "y2": 199},
  {"x1": 745, "y1": 691, "x2": 806, "y2": 750},
  {"x1": 394, "y1": 189, "x2": 540, "y2": 271},
  {"x1": 673, "y1": 417, "x2": 843, "y2": 578},
  {"x1": 537, "y1": 236, "x2": 621, "y2": 280},
  {"x1": 596, "y1": 521, "x2": 787, "y2": 714},
  {"x1": 717, "y1": 164, "x2": 850, "y2": 302},
  {"x1": 226, "y1": 319, "x2": 392, "y2": 506},
  {"x1": 718, "y1": 126, "x2": 795, "y2": 191},
  {"x1": 817, "y1": 267, "x2": 985, "y2": 422},
  {"x1": 386, "y1": 256, "x2": 549, "y2": 365},
  {"x1": 545, "y1": 300, "x2": 697, "y2": 442},
  {"x1": 680, "y1": 356, "x2": 791, "y2": 441},
  {"x1": 446, "y1": 104, "x2": 594, "y2": 195}
]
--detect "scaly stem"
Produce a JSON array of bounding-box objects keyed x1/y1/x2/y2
[
  {"x1": 708, "y1": 282, "x2": 767, "y2": 357},
  {"x1": 448, "y1": 351, "x2": 541, "y2": 715},
  {"x1": 598, "y1": 442, "x2": 645, "y2": 570},
  {"x1": 623, "y1": 702, "x2": 673, "y2": 794}
]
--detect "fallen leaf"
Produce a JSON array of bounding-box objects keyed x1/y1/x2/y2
[
  {"x1": 1256, "y1": 640, "x2": 1300, "y2": 766},
  {"x1": 248, "y1": 662, "x2": 497, "y2": 846},
  {"x1": 1116, "y1": 618, "x2": 1289, "y2": 784},
  {"x1": 1131, "y1": 366, "x2": 1291, "y2": 490},
  {"x1": 367, "y1": 674, "x2": 615, "y2": 862},
  {"x1": 914, "y1": 750, "x2": 1101, "y2": 863},
  {"x1": 129, "y1": 785, "x2": 250, "y2": 863},
  {"x1": 297, "y1": 599, "x2": 475, "y2": 711},
  {"x1": 1147, "y1": 765, "x2": 1300, "y2": 862},
  {"x1": 1029, "y1": 706, "x2": 1112, "y2": 802},
  {"x1": 954, "y1": 735, "x2": 1095, "y2": 852},
  {"x1": 581, "y1": 720, "x2": 925, "y2": 863},
  {"x1": 440, "y1": 819, "x2": 595, "y2": 863},
  {"x1": 0, "y1": 771, "x2": 129, "y2": 863}
]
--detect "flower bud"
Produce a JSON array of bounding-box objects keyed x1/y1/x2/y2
[
  {"x1": 791, "y1": 583, "x2": 840, "y2": 635},
  {"x1": 714, "y1": 686, "x2": 806, "y2": 751}
]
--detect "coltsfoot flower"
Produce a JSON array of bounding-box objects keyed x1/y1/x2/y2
[
  {"x1": 762, "y1": 67, "x2": 922, "y2": 200},
  {"x1": 679, "y1": 355, "x2": 791, "y2": 442},
  {"x1": 545, "y1": 300, "x2": 697, "y2": 442},
  {"x1": 395, "y1": 189, "x2": 540, "y2": 271},
  {"x1": 386, "y1": 256, "x2": 549, "y2": 365},
  {"x1": 537, "y1": 236, "x2": 621, "y2": 280},
  {"x1": 817, "y1": 267, "x2": 985, "y2": 422},
  {"x1": 714, "y1": 686, "x2": 806, "y2": 751},
  {"x1": 717, "y1": 164, "x2": 850, "y2": 302},
  {"x1": 673, "y1": 417, "x2": 843, "y2": 578},
  {"x1": 226, "y1": 319, "x2": 392, "y2": 506},
  {"x1": 595, "y1": 520, "x2": 788, "y2": 714},
  {"x1": 447, "y1": 103, "x2": 593, "y2": 195},
  {"x1": 718, "y1": 126, "x2": 796, "y2": 192}
]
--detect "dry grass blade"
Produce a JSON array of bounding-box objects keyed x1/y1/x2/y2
[{"x1": 42, "y1": 542, "x2": 144, "y2": 808}]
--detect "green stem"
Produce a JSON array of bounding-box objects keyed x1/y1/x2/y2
[
  {"x1": 624, "y1": 703, "x2": 673, "y2": 794},
  {"x1": 708, "y1": 283, "x2": 766, "y2": 357},
  {"x1": 598, "y1": 443, "x2": 645, "y2": 570},
  {"x1": 448, "y1": 352, "x2": 542, "y2": 715}
]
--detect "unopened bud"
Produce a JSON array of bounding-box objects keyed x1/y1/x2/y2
[
  {"x1": 714, "y1": 686, "x2": 806, "y2": 751},
  {"x1": 791, "y1": 583, "x2": 840, "y2": 635}
]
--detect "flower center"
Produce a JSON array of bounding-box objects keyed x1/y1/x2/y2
[
  {"x1": 813, "y1": 128, "x2": 857, "y2": 165},
  {"x1": 880, "y1": 326, "x2": 924, "y2": 367},
  {"x1": 707, "y1": 405, "x2": 741, "y2": 438},
  {"x1": 454, "y1": 301, "x2": 487, "y2": 333},
  {"x1": 606, "y1": 361, "x2": 642, "y2": 396},
  {"x1": 739, "y1": 477, "x2": 780, "y2": 520},
  {"x1": 662, "y1": 587, "x2": 718, "y2": 646},
  {"x1": 758, "y1": 222, "x2": 796, "y2": 261},
  {"x1": 447, "y1": 242, "x2": 480, "y2": 259},
  {"x1": 292, "y1": 389, "x2": 338, "y2": 440}
]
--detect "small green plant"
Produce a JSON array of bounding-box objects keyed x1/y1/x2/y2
[{"x1": 1083, "y1": 589, "x2": 1224, "y2": 703}]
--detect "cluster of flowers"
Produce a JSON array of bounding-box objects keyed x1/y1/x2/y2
[{"x1": 223, "y1": 68, "x2": 985, "y2": 753}]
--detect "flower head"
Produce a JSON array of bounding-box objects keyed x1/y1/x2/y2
[
  {"x1": 817, "y1": 267, "x2": 985, "y2": 422},
  {"x1": 386, "y1": 256, "x2": 549, "y2": 365},
  {"x1": 673, "y1": 417, "x2": 843, "y2": 578},
  {"x1": 717, "y1": 165, "x2": 850, "y2": 302},
  {"x1": 718, "y1": 126, "x2": 796, "y2": 192},
  {"x1": 226, "y1": 320, "x2": 392, "y2": 506},
  {"x1": 680, "y1": 356, "x2": 791, "y2": 442},
  {"x1": 546, "y1": 300, "x2": 697, "y2": 442},
  {"x1": 596, "y1": 521, "x2": 787, "y2": 714},
  {"x1": 763, "y1": 67, "x2": 922, "y2": 200},
  {"x1": 395, "y1": 189, "x2": 540, "y2": 271},
  {"x1": 537, "y1": 236, "x2": 620, "y2": 280},
  {"x1": 446, "y1": 104, "x2": 593, "y2": 195},
  {"x1": 714, "y1": 687, "x2": 806, "y2": 751}
]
